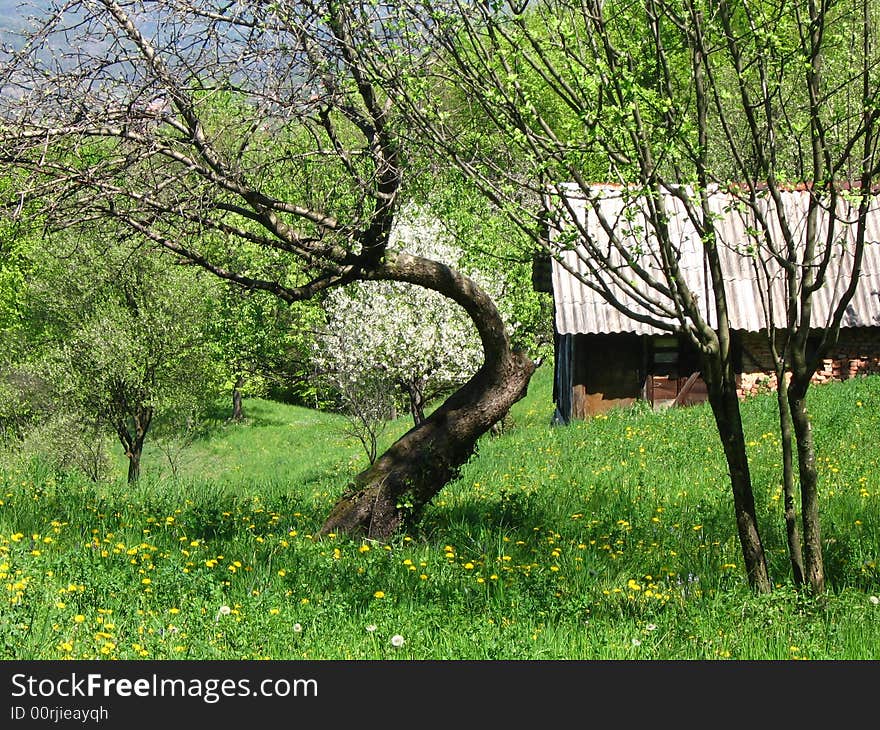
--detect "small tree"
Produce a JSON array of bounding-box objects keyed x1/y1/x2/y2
[
  {"x1": 24, "y1": 234, "x2": 222, "y2": 483},
  {"x1": 205, "y1": 280, "x2": 320, "y2": 422},
  {"x1": 329, "y1": 367, "x2": 397, "y2": 465}
]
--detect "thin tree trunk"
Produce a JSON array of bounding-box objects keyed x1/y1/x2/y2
[
  {"x1": 406, "y1": 378, "x2": 426, "y2": 427},
  {"x1": 776, "y1": 371, "x2": 806, "y2": 585},
  {"x1": 788, "y1": 379, "x2": 826, "y2": 594},
  {"x1": 127, "y1": 444, "x2": 142, "y2": 484},
  {"x1": 709, "y1": 388, "x2": 772, "y2": 593},
  {"x1": 116, "y1": 407, "x2": 152, "y2": 485},
  {"x1": 231, "y1": 373, "x2": 245, "y2": 422},
  {"x1": 701, "y1": 354, "x2": 772, "y2": 593}
]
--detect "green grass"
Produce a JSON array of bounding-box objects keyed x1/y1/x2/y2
[{"x1": 1, "y1": 365, "x2": 878, "y2": 659}]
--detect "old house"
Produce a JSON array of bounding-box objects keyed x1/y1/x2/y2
[{"x1": 539, "y1": 185, "x2": 880, "y2": 422}]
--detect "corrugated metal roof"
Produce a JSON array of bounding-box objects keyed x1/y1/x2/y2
[{"x1": 550, "y1": 185, "x2": 880, "y2": 335}]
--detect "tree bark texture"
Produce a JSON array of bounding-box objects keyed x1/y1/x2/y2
[
  {"x1": 776, "y1": 375, "x2": 806, "y2": 585},
  {"x1": 405, "y1": 378, "x2": 427, "y2": 428},
  {"x1": 231, "y1": 374, "x2": 245, "y2": 422},
  {"x1": 127, "y1": 446, "x2": 142, "y2": 484},
  {"x1": 701, "y1": 358, "x2": 772, "y2": 593},
  {"x1": 115, "y1": 406, "x2": 152, "y2": 485},
  {"x1": 788, "y1": 381, "x2": 826, "y2": 594}
]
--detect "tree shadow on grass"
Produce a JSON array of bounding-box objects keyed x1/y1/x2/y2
[
  {"x1": 194, "y1": 397, "x2": 325, "y2": 433},
  {"x1": 415, "y1": 489, "x2": 549, "y2": 544}
]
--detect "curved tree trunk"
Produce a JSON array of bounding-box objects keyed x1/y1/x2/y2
[
  {"x1": 319, "y1": 348, "x2": 534, "y2": 538},
  {"x1": 318, "y1": 251, "x2": 536, "y2": 539}
]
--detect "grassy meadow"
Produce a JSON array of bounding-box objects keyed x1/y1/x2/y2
[{"x1": 1, "y1": 365, "x2": 878, "y2": 660}]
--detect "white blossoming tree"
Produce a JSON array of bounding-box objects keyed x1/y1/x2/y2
[{"x1": 315, "y1": 212, "x2": 506, "y2": 442}]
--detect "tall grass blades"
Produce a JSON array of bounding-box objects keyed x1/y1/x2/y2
[{"x1": 0, "y1": 369, "x2": 878, "y2": 659}]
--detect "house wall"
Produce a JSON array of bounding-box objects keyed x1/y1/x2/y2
[
  {"x1": 557, "y1": 327, "x2": 880, "y2": 419},
  {"x1": 569, "y1": 333, "x2": 643, "y2": 419},
  {"x1": 564, "y1": 332, "x2": 710, "y2": 417},
  {"x1": 737, "y1": 327, "x2": 880, "y2": 397}
]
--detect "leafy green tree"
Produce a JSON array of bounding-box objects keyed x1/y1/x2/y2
[
  {"x1": 0, "y1": 174, "x2": 52, "y2": 442},
  {"x1": 21, "y1": 234, "x2": 222, "y2": 482},
  {"x1": 205, "y1": 281, "x2": 321, "y2": 422}
]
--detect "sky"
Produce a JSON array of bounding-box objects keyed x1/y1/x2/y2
[
  {"x1": 0, "y1": 0, "x2": 29, "y2": 27},
  {"x1": 0, "y1": 0, "x2": 34, "y2": 41},
  {"x1": 0, "y1": 1, "x2": 82, "y2": 46}
]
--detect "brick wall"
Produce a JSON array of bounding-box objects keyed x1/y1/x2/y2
[{"x1": 736, "y1": 327, "x2": 880, "y2": 398}]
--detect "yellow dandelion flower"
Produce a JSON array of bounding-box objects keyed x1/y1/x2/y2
[{"x1": 373, "y1": 591, "x2": 385, "y2": 599}]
